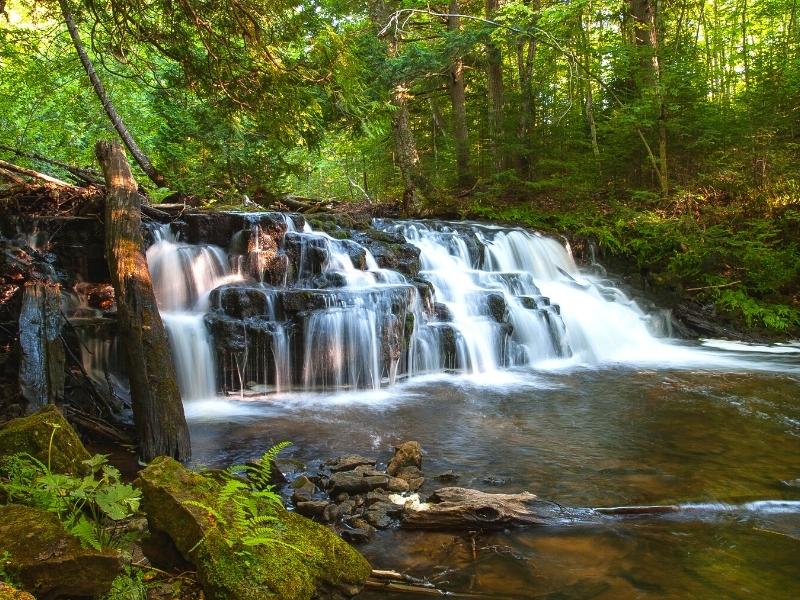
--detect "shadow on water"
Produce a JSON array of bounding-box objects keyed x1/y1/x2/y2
[{"x1": 188, "y1": 348, "x2": 800, "y2": 599}]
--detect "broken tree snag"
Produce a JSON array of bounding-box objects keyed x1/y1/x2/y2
[
  {"x1": 401, "y1": 487, "x2": 601, "y2": 530},
  {"x1": 18, "y1": 281, "x2": 65, "y2": 411},
  {"x1": 95, "y1": 140, "x2": 190, "y2": 462}
]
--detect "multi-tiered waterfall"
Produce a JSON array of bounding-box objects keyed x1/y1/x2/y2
[{"x1": 142, "y1": 213, "x2": 672, "y2": 400}]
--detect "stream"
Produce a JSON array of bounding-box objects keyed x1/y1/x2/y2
[{"x1": 138, "y1": 214, "x2": 799, "y2": 599}]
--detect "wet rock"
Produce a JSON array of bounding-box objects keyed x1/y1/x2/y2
[
  {"x1": 284, "y1": 232, "x2": 328, "y2": 278},
  {"x1": 137, "y1": 457, "x2": 371, "y2": 600},
  {"x1": 323, "y1": 503, "x2": 341, "y2": 523},
  {"x1": 0, "y1": 504, "x2": 122, "y2": 599},
  {"x1": 328, "y1": 471, "x2": 389, "y2": 496},
  {"x1": 326, "y1": 454, "x2": 376, "y2": 473},
  {"x1": 309, "y1": 272, "x2": 348, "y2": 289},
  {"x1": 365, "y1": 491, "x2": 390, "y2": 507},
  {"x1": 481, "y1": 475, "x2": 508, "y2": 486},
  {"x1": 365, "y1": 501, "x2": 402, "y2": 529},
  {"x1": 394, "y1": 466, "x2": 425, "y2": 492},
  {"x1": 436, "y1": 470, "x2": 461, "y2": 484},
  {"x1": 485, "y1": 292, "x2": 507, "y2": 323},
  {"x1": 409, "y1": 277, "x2": 435, "y2": 315},
  {"x1": 387, "y1": 441, "x2": 423, "y2": 476},
  {"x1": 337, "y1": 500, "x2": 357, "y2": 517},
  {"x1": 209, "y1": 284, "x2": 272, "y2": 319},
  {"x1": 295, "y1": 500, "x2": 330, "y2": 520},
  {"x1": 291, "y1": 475, "x2": 317, "y2": 503},
  {"x1": 340, "y1": 523, "x2": 375, "y2": 544},
  {"x1": 0, "y1": 405, "x2": 90, "y2": 474},
  {"x1": 387, "y1": 477, "x2": 410, "y2": 493},
  {"x1": 433, "y1": 302, "x2": 453, "y2": 322}
]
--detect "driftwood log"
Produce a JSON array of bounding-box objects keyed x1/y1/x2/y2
[
  {"x1": 401, "y1": 487, "x2": 601, "y2": 530},
  {"x1": 96, "y1": 140, "x2": 190, "y2": 461}
]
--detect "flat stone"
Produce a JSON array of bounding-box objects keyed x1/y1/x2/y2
[
  {"x1": 326, "y1": 454, "x2": 376, "y2": 472},
  {"x1": 295, "y1": 500, "x2": 329, "y2": 520}
]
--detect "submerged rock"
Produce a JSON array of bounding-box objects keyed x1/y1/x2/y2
[
  {"x1": 0, "y1": 405, "x2": 90, "y2": 474},
  {"x1": 0, "y1": 504, "x2": 121, "y2": 599},
  {"x1": 137, "y1": 457, "x2": 371, "y2": 600}
]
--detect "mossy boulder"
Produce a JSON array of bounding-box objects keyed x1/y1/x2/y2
[
  {"x1": 0, "y1": 583, "x2": 35, "y2": 600},
  {"x1": 136, "y1": 457, "x2": 372, "y2": 600},
  {"x1": 0, "y1": 504, "x2": 121, "y2": 599},
  {"x1": 0, "y1": 405, "x2": 90, "y2": 474}
]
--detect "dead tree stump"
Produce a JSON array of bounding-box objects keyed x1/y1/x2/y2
[{"x1": 95, "y1": 140, "x2": 190, "y2": 461}]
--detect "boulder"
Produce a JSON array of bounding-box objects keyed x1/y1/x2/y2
[
  {"x1": 387, "y1": 441, "x2": 423, "y2": 477},
  {"x1": 137, "y1": 457, "x2": 371, "y2": 600},
  {"x1": 0, "y1": 504, "x2": 121, "y2": 599},
  {"x1": 0, "y1": 405, "x2": 90, "y2": 474}
]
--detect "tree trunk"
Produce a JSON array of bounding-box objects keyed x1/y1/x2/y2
[
  {"x1": 18, "y1": 282, "x2": 65, "y2": 412},
  {"x1": 59, "y1": 0, "x2": 167, "y2": 189},
  {"x1": 447, "y1": 0, "x2": 472, "y2": 188},
  {"x1": 485, "y1": 0, "x2": 507, "y2": 173},
  {"x1": 96, "y1": 140, "x2": 190, "y2": 462},
  {"x1": 370, "y1": 0, "x2": 431, "y2": 212}
]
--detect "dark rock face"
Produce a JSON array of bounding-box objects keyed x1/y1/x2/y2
[{"x1": 0, "y1": 504, "x2": 122, "y2": 600}]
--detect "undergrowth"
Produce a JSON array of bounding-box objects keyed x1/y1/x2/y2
[{"x1": 0, "y1": 423, "x2": 141, "y2": 550}]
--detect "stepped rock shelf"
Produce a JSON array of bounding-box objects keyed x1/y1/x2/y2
[{"x1": 3, "y1": 206, "x2": 671, "y2": 413}]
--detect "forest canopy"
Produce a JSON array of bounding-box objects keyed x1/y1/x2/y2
[{"x1": 1, "y1": 0, "x2": 799, "y2": 333}]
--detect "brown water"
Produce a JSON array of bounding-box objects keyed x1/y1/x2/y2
[{"x1": 188, "y1": 344, "x2": 800, "y2": 599}]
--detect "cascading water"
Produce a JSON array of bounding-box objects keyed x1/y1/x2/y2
[
  {"x1": 147, "y1": 213, "x2": 690, "y2": 399},
  {"x1": 146, "y1": 225, "x2": 241, "y2": 400}
]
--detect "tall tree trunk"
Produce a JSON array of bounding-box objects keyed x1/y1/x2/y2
[
  {"x1": 485, "y1": 0, "x2": 507, "y2": 173},
  {"x1": 96, "y1": 140, "x2": 190, "y2": 462},
  {"x1": 447, "y1": 0, "x2": 472, "y2": 187},
  {"x1": 59, "y1": 0, "x2": 166, "y2": 188},
  {"x1": 630, "y1": 0, "x2": 668, "y2": 195},
  {"x1": 579, "y1": 5, "x2": 600, "y2": 161},
  {"x1": 370, "y1": 0, "x2": 431, "y2": 212},
  {"x1": 515, "y1": 0, "x2": 538, "y2": 177}
]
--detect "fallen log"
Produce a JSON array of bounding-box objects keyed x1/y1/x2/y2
[
  {"x1": 96, "y1": 139, "x2": 190, "y2": 462},
  {"x1": 400, "y1": 487, "x2": 602, "y2": 530},
  {"x1": 0, "y1": 158, "x2": 73, "y2": 187},
  {"x1": 0, "y1": 144, "x2": 103, "y2": 185}
]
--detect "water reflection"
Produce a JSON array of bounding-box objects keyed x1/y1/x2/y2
[{"x1": 189, "y1": 354, "x2": 800, "y2": 599}]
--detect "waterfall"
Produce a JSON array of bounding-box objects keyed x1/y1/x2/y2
[
  {"x1": 146, "y1": 214, "x2": 676, "y2": 399},
  {"x1": 146, "y1": 225, "x2": 241, "y2": 400}
]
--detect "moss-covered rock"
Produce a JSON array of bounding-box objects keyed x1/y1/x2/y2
[
  {"x1": 0, "y1": 405, "x2": 90, "y2": 474},
  {"x1": 136, "y1": 457, "x2": 371, "y2": 600},
  {"x1": 0, "y1": 582, "x2": 35, "y2": 600},
  {"x1": 0, "y1": 504, "x2": 121, "y2": 599}
]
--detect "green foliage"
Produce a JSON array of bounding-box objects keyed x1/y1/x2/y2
[
  {"x1": 0, "y1": 449, "x2": 140, "y2": 550},
  {"x1": 184, "y1": 442, "x2": 298, "y2": 558},
  {"x1": 0, "y1": 551, "x2": 16, "y2": 585},
  {"x1": 103, "y1": 565, "x2": 150, "y2": 600}
]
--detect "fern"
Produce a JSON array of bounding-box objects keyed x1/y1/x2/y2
[
  {"x1": 0, "y1": 425, "x2": 141, "y2": 550},
  {"x1": 181, "y1": 441, "x2": 295, "y2": 557}
]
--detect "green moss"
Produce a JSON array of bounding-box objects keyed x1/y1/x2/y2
[
  {"x1": 137, "y1": 458, "x2": 371, "y2": 600},
  {"x1": 0, "y1": 406, "x2": 90, "y2": 474},
  {"x1": 0, "y1": 582, "x2": 35, "y2": 600}
]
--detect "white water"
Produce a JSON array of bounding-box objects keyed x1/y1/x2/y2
[
  {"x1": 146, "y1": 225, "x2": 241, "y2": 400},
  {"x1": 144, "y1": 214, "x2": 796, "y2": 401}
]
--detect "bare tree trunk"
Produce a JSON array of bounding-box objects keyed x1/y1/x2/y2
[
  {"x1": 485, "y1": 0, "x2": 507, "y2": 173},
  {"x1": 96, "y1": 140, "x2": 190, "y2": 462},
  {"x1": 516, "y1": 36, "x2": 536, "y2": 176},
  {"x1": 60, "y1": 0, "x2": 167, "y2": 189},
  {"x1": 371, "y1": 0, "x2": 431, "y2": 212},
  {"x1": 447, "y1": 0, "x2": 472, "y2": 188}
]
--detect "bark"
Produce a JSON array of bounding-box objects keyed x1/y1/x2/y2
[
  {"x1": 96, "y1": 140, "x2": 190, "y2": 461},
  {"x1": 370, "y1": 0, "x2": 431, "y2": 213},
  {"x1": 447, "y1": 0, "x2": 472, "y2": 187},
  {"x1": 0, "y1": 158, "x2": 73, "y2": 187},
  {"x1": 630, "y1": 0, "x2": 668, "y2": 195},
  {"x1": 485, "y1": 0, "x2": 507, "y2": 173},
  {"x1": 18, "y1": 282, "x2": 65, "y2": 412},
  {"x1": 516, "y1": 36, "x2": 536, "y2": 175},
  {"x1": 59, "y1": 0, "x2": 166, "y2": 189}
]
